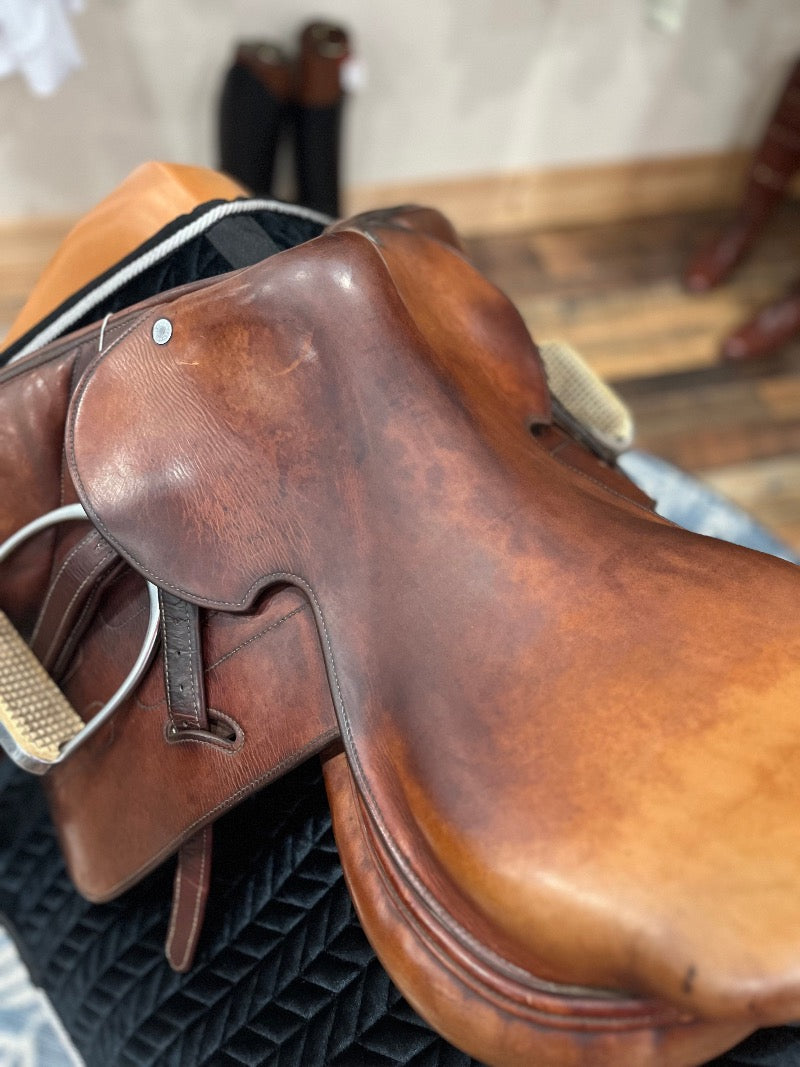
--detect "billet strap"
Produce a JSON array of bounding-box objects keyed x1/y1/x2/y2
[
  {"x1": 205, "y1": 215, "x2": 281, "y2": 265},
  {"x1": 166, "y1": 825, "x2": 213, "y2": 972},
  {"x1": 161, "y1": 591, "x2": 213, "y2": 970}
]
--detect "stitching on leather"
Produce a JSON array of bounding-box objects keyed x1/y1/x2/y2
[
  {"x1": 63, "y1": 308, "x2": 148, "y2": 524},
  {"x1": 136, "y1": 604, "x2": 307, "y2": 711},
  {"x1": 53, "y1": 587, "x2": 100, "y2": 678},
  {"x1": 549, "y1": 439, "x2": 570, "y2": 459},
  {"x1": 94, "y1": 726, "x2": 340, "y2": 900},
  {"x1": 164, "y1": 847, "x2": 183, "y2": 963},
  {"x1": 530, "y1": 433, "x2": 657, "y2": 520},
  {"x1": 38, "y1": 346, "x2": 91, "y2": 601},
  {"x1": 190, "y1": 610, "x2": 201, "y2": 725},
  {"x1": 100, "y1": 591, "x2": 148, "y2": 630},
  {"x1": 294, "y1": 576, "x2": 567, "y2": 986},
  {"x1": 188, "y1": 606, "x2": 201, "y2": 728},
  {"x1": 205, "y1": 604, "x2": 308, "y2": 671},
  {"x1": 165, "y1": 826, "x2": 210, "y2": 971},
  {"x1": 55, "y1": 475, "x2": 573, "y2": 979},
  {"x1": 555, "y1": 458, "x2": 658, "y2": 518},
  {"x1": 59, "y1": 644, "x2": 84, "y2": 686},
  {"x1": 160, "y1": 594, "x2": 175, "y2": 731},
  {"x1": 50, "y1": 560, "x2": 122, "y2": 679},
  {"x1": 71, "y1": 312, "x2": 147, "y2": 395},
  {"x1": 0, "y1": 310, "x2": 136, "y2": 383},
  {"x1": 342, "y1": 759, "x2": 653, "y2": 1018},
  {"x1": 30, "y1": 529, "x2": 97, "y2": 645},
  {"x1": 1, "y1": 330, "x2": 96, "y2": 382},
  {"x1": 182, "y1": 827, "x2": 210, "y2": 969},
  {"x1": 59, "y1": 353, "x2": 85, "y2": 510},
  {"x1": 162, "y1": 709, "x2": 244, "y2": 752},
  {"x1": 41, "y1": 544, "x2": 117, "y2": 665}
]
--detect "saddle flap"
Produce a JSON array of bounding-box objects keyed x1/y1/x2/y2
[{"x1": 66, "y1": 228, "x2": 553, "y2": 609}]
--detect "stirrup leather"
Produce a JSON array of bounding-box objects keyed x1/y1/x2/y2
[{"x1": 0, "y1": 504, "x2": 160, "y2": 774}]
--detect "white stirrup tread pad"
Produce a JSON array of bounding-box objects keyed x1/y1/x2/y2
[{"x1": 539, "y1": 340, "x2": 634, "y2": 455}]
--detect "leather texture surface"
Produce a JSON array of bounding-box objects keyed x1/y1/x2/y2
[
  {"x1": 0, "y1": 197, "x2": 480, "y2": 1066},
  {"x1": 0, "y1": 207, "x2": 337, "y2": 904}
]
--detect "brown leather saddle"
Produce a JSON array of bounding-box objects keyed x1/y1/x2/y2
[{"x1": 1, "y1": 174, "x2": 799, "y2": 1067}]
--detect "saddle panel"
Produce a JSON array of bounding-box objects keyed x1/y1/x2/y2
[
  {"x1": 323, "y1": 749, "x2": 756, "y2": 1067},
  {"x1": 46, "y1": 576, "x2": 338, "y2": 901}
]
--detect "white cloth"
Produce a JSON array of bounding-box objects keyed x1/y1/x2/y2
[{"x1": 0, "y1": 0, "x2": 84, "y2": 97}]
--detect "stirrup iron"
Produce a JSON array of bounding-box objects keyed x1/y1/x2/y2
[{"x1": 0, "y1": 504, "x2": 160, "y2": 774}]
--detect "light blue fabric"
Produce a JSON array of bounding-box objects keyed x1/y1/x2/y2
[{"x1": 620, "y1": 450, "x2": 798, "y2": 563}]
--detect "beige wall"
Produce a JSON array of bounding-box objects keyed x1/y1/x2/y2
[{"x1": 1, "y1": 0, "x2": 799, "y2": 218}]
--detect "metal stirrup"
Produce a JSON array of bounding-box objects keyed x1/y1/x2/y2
[{"x1": 0, "y1": 503, "x2": 160, "y2": 774}]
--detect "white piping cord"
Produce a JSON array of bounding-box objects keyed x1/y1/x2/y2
[{"x1": 8, "y1": 198, "x2": 332, "y2": 364}]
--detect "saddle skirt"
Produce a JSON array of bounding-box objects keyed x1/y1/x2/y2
[{"x1": 1, "y1": 202, "x2": 800, "y2": 1067}]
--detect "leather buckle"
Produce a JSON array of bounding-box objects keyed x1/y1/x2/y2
[{"x1": 0, "y1": 504, "x2": 160, "y2": 774}]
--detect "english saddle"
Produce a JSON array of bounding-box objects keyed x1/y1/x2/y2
[{"x1": 1, "y1": 187, "x2": 799, "y2": 1067}]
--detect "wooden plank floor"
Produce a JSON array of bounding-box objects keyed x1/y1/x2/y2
[
  {"x1": 468, "y1": 203, "x2": 800, "y2": 551},
  {"x1": 1, "y1": 204, "x2": 799, "y2": 551}
]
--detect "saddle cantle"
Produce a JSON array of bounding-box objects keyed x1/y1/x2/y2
[{"x1": 1, "y1": 196, "x2": 800, "y2": 1067}]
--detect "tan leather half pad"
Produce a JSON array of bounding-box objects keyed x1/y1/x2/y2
[{"x1": 4, "y1": 162, "x2": 246, "y2": 348}]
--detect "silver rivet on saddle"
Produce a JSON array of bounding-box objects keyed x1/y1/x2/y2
[{"x1": 152, "y1": 317, "x2": 173, "y2": 345}]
